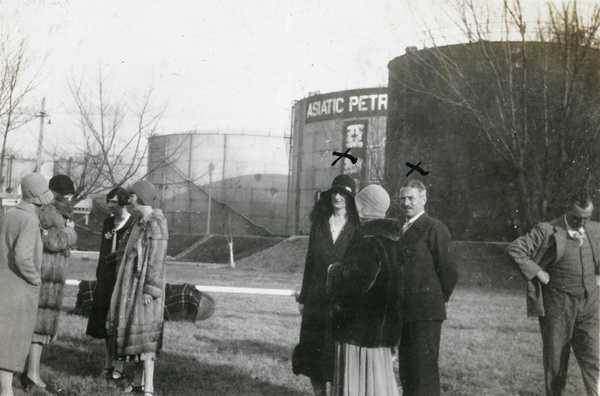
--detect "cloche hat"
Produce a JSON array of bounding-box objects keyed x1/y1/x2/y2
[
  {"x1": 49, "y1": 174, "x2": 75, "y2": 197},
  {"x1": 327, "y1": 174, "x2": 356, "y2": 197},
  {"x1": 130, "y1": 180, "x2": 157, "y2": 206},
  {"x1": 355, "y1": 184, "x2": 390, "y2": 219},
  {"x1": 21, "y1": 173, "x2": 54, "y2": 205}
]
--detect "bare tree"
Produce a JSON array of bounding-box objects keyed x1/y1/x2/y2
[
  {"x1": 221, "y1": 210, "x2": 236, "y2": 268},
  {"x1": 390, "y1": 0, "x2": 600, "y2": 231},
  {"x1": 61, "y1": 66, "x2": 168, "y2": 204},
  {"x1": 0, "y1": 31, "x2": 39, "y2": 191}
]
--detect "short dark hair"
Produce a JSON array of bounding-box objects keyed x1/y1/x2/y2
[
  {"x1": 567, "y1": 188, "x2": 592, "y2": 209},
  {"x1": 309, "y1": 188, "x2": 360, "y2": 226},
  {"x1": 107, "y1": 187, "x2": 130, "y2": 207},
  {"x1": 400, "y1": 179, "x2": 427, "y2": 193}
]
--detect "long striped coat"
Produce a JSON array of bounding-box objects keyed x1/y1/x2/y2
[
  {"x1": 107, "y1": 209, "x2": 168, "y2": 358},
  {"x1": 34, "y1": 202, "x2": 78, "y2": 338}
]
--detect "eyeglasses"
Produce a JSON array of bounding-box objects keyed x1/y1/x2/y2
[
  {"x1": 107, "y1": 199, "x2": 119, "y2": 204},
  {"x1": 129, "y1": 191, "x2": 136, "y2": 195}
]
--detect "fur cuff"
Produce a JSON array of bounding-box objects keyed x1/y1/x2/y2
[
  {"x1": 144, "y1": 283, "x2": 162, "y2": 298},
  {"x1": 361, "y1": 219, "x2": 402, "y2": 241}
]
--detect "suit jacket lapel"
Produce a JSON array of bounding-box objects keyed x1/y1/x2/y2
[
  {"x1": 401, "y1": 213, "x2": 428, "y2": 244},
  {"x1": 553, "y1": 218, "x2": 568, "y2": 262},
  {"x1": 584, "y1": 223, "x2": 600, "y2": 271}
]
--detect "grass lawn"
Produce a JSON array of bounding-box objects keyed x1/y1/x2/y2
[
  {"x1": 440, "y1": 287, "x2": 586, "y2": 395},
  {"x1": 12, "y1": 258, "x2": 589, "y2": 396}
]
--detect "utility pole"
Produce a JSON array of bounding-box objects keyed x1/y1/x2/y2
[
  {"x1": 207, "y1": 162, "x2": 214, "y2": 235},
  {"x1": 35, "y1": 97, "x2": 48, "y2": 172}
]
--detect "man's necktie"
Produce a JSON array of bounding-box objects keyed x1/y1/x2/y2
[
  {"x1": 573, "y1": 230, "x2": 586, "y2": 247},
  {"x1": 402, "y1": 220, "x2": 412, "y2": 236}
]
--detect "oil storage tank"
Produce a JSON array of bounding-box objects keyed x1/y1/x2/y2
[
  {"x1": 287, "y1": 87, "x2": 387, "y2": 235},
  {"x1": 148, "y1": 131, "x2": 289, "y2": 236},
  {"x1": 386, "y1": 43, "x2": 600, "y2": 241}
]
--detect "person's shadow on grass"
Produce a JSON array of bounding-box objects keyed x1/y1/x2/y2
[
  {"x1": 195, "y1": 335, "x2": 292, "y2": 362},
  {"x1": 41, "y1": 334, "x2": 308, "y2": 396}
]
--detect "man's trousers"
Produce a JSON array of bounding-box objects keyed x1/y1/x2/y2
[
  {"x1": 539, "y1": 286, "x2": 599, "y2": 396},
  {"x1": 398, "y1": 320, "x2": 443, "y2": 396}
]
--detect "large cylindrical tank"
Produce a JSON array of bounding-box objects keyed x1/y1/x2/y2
[
  {"x1": 147, "y1": 131, "x2": 289, "y2": 235},
  {"x1": 386, "y1": 42, "x2": 600, "y2": 241},
  {"x1": 287, "y1": 87, "x2": 388, "y2": 235}
]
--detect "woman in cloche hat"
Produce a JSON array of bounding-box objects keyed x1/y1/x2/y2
[
  {"x1": 292, "y1": 174, "x2": 360, "y2": 396},
  {"x1": 21, "y1": 175, "x2": 78, "y2": 393},
  {"x1": 327, "y1": 184, "x2": 403, "y2": 396},
  {"x1": 0, "y1": 173, "x2": 53, "y2": 396},
  {"x1": 107, "y1": 180, "x2": 168, "y2": 396}
]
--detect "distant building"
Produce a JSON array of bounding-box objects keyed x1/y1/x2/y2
[
  {"x1": 287, "y1": 87, "x2": 388, "y2": 235},
  {"x1": 0, "y1": 155, "x2": 92, "y2": 222}
]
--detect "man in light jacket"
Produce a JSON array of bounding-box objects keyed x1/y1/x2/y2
[{"x1": 506, "y1": 189, "x2": 600, "y2": 396}]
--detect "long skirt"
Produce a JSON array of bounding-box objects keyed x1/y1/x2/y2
[{"x1": 332, "y1": 342, "x2": 401, "y2": 396}]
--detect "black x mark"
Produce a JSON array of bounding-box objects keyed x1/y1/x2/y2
[
  {"x1": 331, "y1": 149, "x2": 357, "y2": 166},
  {"x1": 406, "y1": 162, "x2": 429, "y2": 176}
]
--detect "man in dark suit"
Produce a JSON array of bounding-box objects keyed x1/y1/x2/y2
[
  {"x1": 396, "y1": 180, "x2": 458, "y2": 396},
  {"x1": 507, "y1": 190, "x2": 600, "y2": 396}
]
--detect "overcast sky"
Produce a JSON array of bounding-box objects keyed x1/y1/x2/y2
[{"x1": 3, "y1": 0, "x2": 596, "y2": 157}]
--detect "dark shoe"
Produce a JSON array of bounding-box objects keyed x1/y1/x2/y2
[
  {"x1": 124, "y1": 384, "x2": 144, "y2": 395},
  {"x1": 21, "y1": 374, "x2": 63, "y2": 394},
  {"x1": 20, "y1": 374, "x2": 45, "y2": 392},
  {"x1": 45, "y1": 381, "x2": 64, "y2": 394},
  {"x1": 101, "y1": 367, "x2": 114, "y2": 378}
]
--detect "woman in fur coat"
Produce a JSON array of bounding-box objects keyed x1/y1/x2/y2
[
  {"x1": 108, "y1": 180, "x2": 168, "y2": 396},
  {"x1": 327, "y1": 185, "x2": 403, "y2": 396},
  {"x1": 293, "y1": 174, "x2": 359, "y2": 396},
  {"x1": 22, "y1": 192, "x2": 78, "y2": 392}
]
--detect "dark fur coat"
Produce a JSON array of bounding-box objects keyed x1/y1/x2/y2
[{"x1": 327, "y1": 218, "x2": 403, "y2": 347}]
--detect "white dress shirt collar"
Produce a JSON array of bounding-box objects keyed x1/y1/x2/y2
[
  {"x1": 564, "y1": 215, "x2": 586, "y2": 240},
  {"x1": 406, "y1": 210, "x2": 425, "y2": 225},
  {"x1": 564, "y1": 214, "x2": 584, "y2": 233}
]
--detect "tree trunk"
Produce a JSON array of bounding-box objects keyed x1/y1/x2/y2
[
  {"x1": 228, "y1": 241, "x2": 235, "y2": 268},
  {"x1": 516, "y1": 167, "x2": 535, "y2": 232}
]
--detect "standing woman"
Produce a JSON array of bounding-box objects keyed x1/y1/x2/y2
[
  {"x1": 293, "y1": 175, "x2": 359, "y2": 396},
  {"x1": 22, "y1": 175, "x2": 79, "y2": 391},
  {"x1": 327, "y1": 184, "x2": 403, "y2": 396},
  {"x1": 0, "y1": 173, "x2": 53, "y2": 396},
  {"x1": 108, "y1": 180, "x2": 168, "y2": 396},
  {"x1": 86, "y1": 187, "x2": 135, "y2": 379}
]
